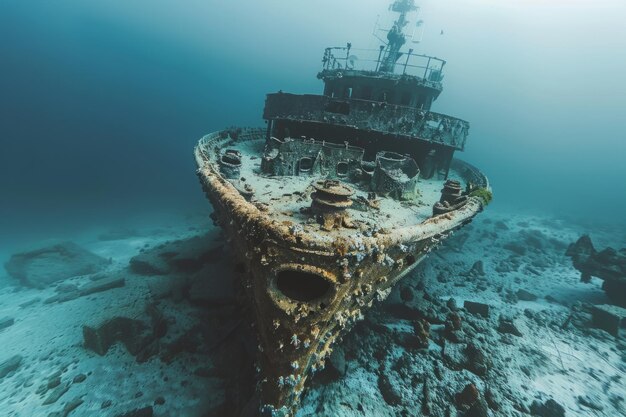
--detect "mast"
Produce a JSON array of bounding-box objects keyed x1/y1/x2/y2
[{"x1": 379, "y1": 0, "x2": 418, "y2": 73}]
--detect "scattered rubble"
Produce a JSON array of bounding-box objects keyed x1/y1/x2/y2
[
  {"x1": 591, "y1": 304, "x2": 626, "y2": 336},
  {"x1": 529, "y1": 399, "x2": 565, "y2": 417},
  {"x1": 464, "y1": 300, "x2": 490, "y2": 318},
  {"x1": 566, "y1": 235, "x2": 626, "y2": 306},
  {"x1": 82, "y1": 303, "x2": 167, "y2": 360}
]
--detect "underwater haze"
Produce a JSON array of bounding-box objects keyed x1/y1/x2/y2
[
  {"x1": 1, "y1": 0, "x2": 626, "y2": 244},
  {"x1": 1, "y1": 2, "x2": 626, "y2": 416}
]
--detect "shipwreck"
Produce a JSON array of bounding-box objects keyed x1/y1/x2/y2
[{"x1": 194, "y1": 1, "x2": 490, "y2": 415}]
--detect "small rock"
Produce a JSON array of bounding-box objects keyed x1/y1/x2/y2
[
  {"x1": 516, "y1": 289, "x2": 538, "y2": 301},
  {"x1": 466, "y1": 398, "x2": 489, "y2": 417},
  {"x1": 0, "y1": 355, "x2": 22, "y2": 379},
  {"x1": 72, "y1": 374, "x2": 87, "y2": 383},
  {"x1": 0, "y1": 317, "x2": 15, "y2": 331},
  {"x1": 47, "y1": 376, "x2": 61, "y2": 389},
  {"x1": 101, "y1": 400, "x2": 112, "y2": 409},
  {"x1": 400, "y1": 286, "x2": 414, "y2": 303},
  {"x1": 530, "y1": 399, "x2": 565, "y2": 417},
  {"x1": 591, "y1": 304, "x2": 626, "y2": 337},
  {"x1": 464, "y1": 301, "x2": 490, "y2": 318},
  {"x1": 59, "y1": 396, "x2": 84, "y2": 417},
  {"x1": 456, "y1": 383, "x2": 479, "y2": 407},
  {"x1": 154, "y1": 396, "x2": 165, "y2": 406},
  {"x1": 19, "y1": 298, "x2": 40, "y2": 308},
  {"x1": 578, "y1": 395, "x2": 604, "y2": 411},
  {"x1": 43, "y1": 382, "x2": 70, "y2": 405},
  {"x1": 485, "y1": 388, "x2": 502, "y2": 411},
  {"x1": 467, "y1": 261, "x2": 485, "y2": 277},
  {"x1": 498, "y1": 316, "x2": 522, "y2": 337},
  {"x1": 377, "y1": 374, "x2": 401, "y2": 406}
]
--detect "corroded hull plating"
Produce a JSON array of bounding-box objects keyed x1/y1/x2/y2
[{"x1": 195, "y1": 129, "x2": 487, "y2": 415}]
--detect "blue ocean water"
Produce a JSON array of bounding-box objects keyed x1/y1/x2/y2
[
  {"x1": 1, "y1": 0, "x2": 625, "y2": 245},
  {"x1": 0, "y1": 1, "x2": 625, "y2": 416}
]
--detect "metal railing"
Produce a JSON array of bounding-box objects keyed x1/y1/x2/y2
[{"x1": 321, "y1": 46, "x2": 446, "y2": 82}]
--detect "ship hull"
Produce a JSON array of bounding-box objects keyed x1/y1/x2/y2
[{"x1": 195, "y1": 129, "x2": 486, "y2": 415}]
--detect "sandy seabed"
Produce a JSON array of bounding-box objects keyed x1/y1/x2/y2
[{"x1": 0, "y1": 206, "x2": 624, "y2": 417}]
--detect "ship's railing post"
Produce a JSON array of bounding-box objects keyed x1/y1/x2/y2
[
  {"x1": 423, "y1": 57, "x2": 432, "y2": 79},
  {"x1": 403, "y1": 48, "x2": 413, "y2": 75},
  {"x1": 375, "y1": 45, "x2": 385, "y2": 72}
]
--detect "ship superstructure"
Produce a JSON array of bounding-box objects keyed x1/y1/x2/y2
[{"x1": 195, "y1": 1, "x2": 490, "y2": 415}]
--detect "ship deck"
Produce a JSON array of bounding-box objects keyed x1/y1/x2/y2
[{"x1": 222, "y1": 137, "x2": 468, "y2": 237}]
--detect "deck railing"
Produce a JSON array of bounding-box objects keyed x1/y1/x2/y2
[{"x1": 321, "y1": 46, "x2": 445, "y2": 82}]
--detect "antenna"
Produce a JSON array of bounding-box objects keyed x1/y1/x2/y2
[{"x1": 378, "y1": 0, "x2": 420, "y2": 73}]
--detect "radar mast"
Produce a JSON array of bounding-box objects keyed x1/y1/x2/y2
[{"x1": 379, "y1": 0, "x2": 418, "y2": 73}]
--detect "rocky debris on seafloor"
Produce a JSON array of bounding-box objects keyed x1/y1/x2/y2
[
  {"x1": 455, "y1": 383, "x2": 489, "y2": 417},
  {"x1": 0, "y1": 355, "x2": 22, "y2": 379},
  {"x1": 566, "y1": 235, "x2": 626, "y2": 306},
  {"x1": 129, "y1": 232, "x2": 224, "y2": 276},
  {"x1": 0, "y1": 316, "x2": 15, "y2": 331},
  {"x1": 464, "y1": 300, "x2": 490, "y2": 318},
  {"x1": 42, "y1": 382, "x2": 71, "y2": 405},
  {"x1": 516, "y1": 288, "x2": 538, "y2": 302},
  {"x1": 377, "y1": 372, "x2": 402, "y2": 406},
  {"x1": 44, "y1": 277, "x2": 126, "y2": 304},
  {"x1": 465, "y1": 260, "x2": 486, "y2": 277},
  {"x1": 591, "y1": 304, "x2": 626, "y2": 336},
  {"x1": 529, "y1": 398, "x2": 565, "y2": 417},
  {"x1": 72, "y1": 373, "x2": 87, "y2": 383},
  {"x1": 4, "y1": 242, "x2": 110, "y2": 288},
  {"x1": 82, "y1": 303, "x2": 167, "y2": 361},
  {"x1": 498, "y1": 315, "x2": 523, "y2": 337}
]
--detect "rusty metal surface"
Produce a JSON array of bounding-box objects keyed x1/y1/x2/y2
[
  {"x1": 264, "y1": 93, "x2": 469, "y2": 150},
  {"x1": 194, "y1": 128, "x2": 486, "y2": 415}
]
